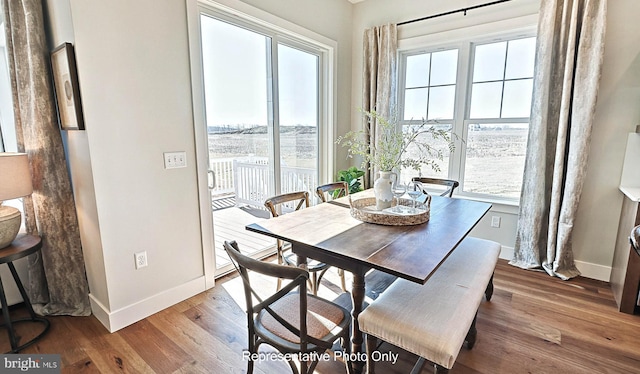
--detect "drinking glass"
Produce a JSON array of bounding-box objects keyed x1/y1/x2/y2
[
  {"x1": 391, "y1": 182, "x2": 406, "y2": 213},
  {"x1": 406, "y1": 181, "x2": 423, "y2": 213}
]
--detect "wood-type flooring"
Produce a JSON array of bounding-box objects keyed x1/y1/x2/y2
[{"x1": 4, "y1": 259, "x2": 640, "y2": 373}]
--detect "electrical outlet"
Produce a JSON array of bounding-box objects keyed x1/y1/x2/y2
[
  {"x1": 134, "y1": 251, "x2": 148, "y2": 269},
  {"x1": 491, "y1": 216, "x2": 501, "y2": 228}
]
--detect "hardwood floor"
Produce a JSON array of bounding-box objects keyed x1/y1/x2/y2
[{"x1": 5, "y1": 260, "x2": 640, "y2": 373}]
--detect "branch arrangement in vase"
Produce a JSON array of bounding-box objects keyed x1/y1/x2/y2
[{"x1": 336, "y1": 109, "x2": 455, "y2": 174}]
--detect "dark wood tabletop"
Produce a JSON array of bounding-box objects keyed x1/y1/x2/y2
[
  {"x1": 246, "y1": 190, "x2": 491, "y2": 373},
  {"x1": 0, "y1": 234, "x2": 42, "y2": 264},
  {"x1": 247, "y1": 191, "x2": 491, "y2": 284}
]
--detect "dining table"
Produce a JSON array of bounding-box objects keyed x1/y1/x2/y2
[{"x1": 246, "y1": 189, "x2": 492, "y2": 373}]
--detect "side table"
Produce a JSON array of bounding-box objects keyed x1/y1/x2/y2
[{"x1": 0, "y1": 234, "x2": 50, "y2": 352}]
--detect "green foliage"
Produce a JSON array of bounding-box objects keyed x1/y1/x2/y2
[
  {"x1": 336, "y1": 109, "x2": 455, "y2": 173},
  {"x1": 336, "y1": 166, "x2": 365, "y2": 196}
]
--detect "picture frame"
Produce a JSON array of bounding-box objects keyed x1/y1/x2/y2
[{"x1": 50, "y1": 43, "x2": 85, "y2": 130}]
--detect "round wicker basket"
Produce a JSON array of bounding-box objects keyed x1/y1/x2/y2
[{"x1": 349, "y1": 196, "x2": 430, "y2": 226}]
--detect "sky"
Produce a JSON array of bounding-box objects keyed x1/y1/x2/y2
[{"x1": 200, "y1": 15, "x2": 318, "y2": 128}]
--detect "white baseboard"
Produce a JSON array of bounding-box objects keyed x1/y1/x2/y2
[
  {"x1": 499, "y1": 245, "x2": 514, "y2": 261},
  {"x1": 498, "y1": 245, "x2": 611, "y2": 282},
  {"x1": 574, "y1": 260, "x2": 611, "y2": 282},
  {"x1": 89, "y1": 276, "x2": 207, "y2": 332}
]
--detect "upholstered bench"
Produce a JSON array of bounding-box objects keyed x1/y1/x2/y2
[{"x1": 358, "y1": 237, "x2": 501, "y2": 374}]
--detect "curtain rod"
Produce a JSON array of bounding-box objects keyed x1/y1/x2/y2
[{"x1": 397, "y1": 0, "x2": 512, "y2": 26}]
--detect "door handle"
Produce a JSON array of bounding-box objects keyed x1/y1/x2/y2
[{"x1": 208, "y1": 170, "x2": 215, "y2": 189}]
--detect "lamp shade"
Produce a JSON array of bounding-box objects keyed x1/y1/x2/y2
[{"x1": 0, "y1": 153, "x2": 33, "y2": 201}]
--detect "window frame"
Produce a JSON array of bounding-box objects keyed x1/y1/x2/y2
[
  {"x1": 186, "y1": 0, "x2": 338, "y2": 283},
  {"x1": 398, "y1": 26, "x2": 537, "y2": 205}
]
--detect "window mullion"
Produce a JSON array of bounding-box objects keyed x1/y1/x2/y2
[
  {"x1": 269, "y1": 37, "x2": 281, "y2": 196},
  {"x1": 499, "y1": 41, "x2": 509, "y2": 118},
  {"x1": 450, "y1": 41, "x2": 471, "y2": 189}
]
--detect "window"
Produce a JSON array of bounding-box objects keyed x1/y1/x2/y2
[{"x1": 399, "y1": 33, "x2": 536, "y2": 201}]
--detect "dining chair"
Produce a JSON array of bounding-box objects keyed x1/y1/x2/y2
[
  {"x1": 223, "y1": 241, "x2": 351, "y2": 374},
  {"x1": 315, "y1": 182, "x2": 349, "y2": 292},
  {"x1": 264, "y1": 191, "x2": 331, "y2": 295},
  {"x1": 315, "y1": 181, "x2": 349, "y2": 202},
  {"x1": 411, "y1": 177, "x2": 459, "y2": 197}
]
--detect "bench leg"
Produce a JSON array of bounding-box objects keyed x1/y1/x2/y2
[
  {"x1": 464, "y1": 313, "x2": 478, "y2": 349},
  {"x1": 485, "y1": 273, "x2": 494, "y2": 301},
  {"x1": 409, "y1": 357, "x2": 448, "y2": 374},
  {"x1": 433, "y1": 363, "x2": 449, "y2": 373},
  {"x1": 365, "y1": 334, "x2": 378, "y2": 374},
  {"x1": 409, "y1": 357, "x2": 427, "y2": 374}
]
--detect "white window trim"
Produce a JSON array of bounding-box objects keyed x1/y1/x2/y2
[{"x1": 397, "y1": 15, "x2": 537, "y2": 206}]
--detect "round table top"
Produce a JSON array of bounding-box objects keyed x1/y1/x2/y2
[{"x1": 0, "y1": 234, "x2": 42, "y2": 264}]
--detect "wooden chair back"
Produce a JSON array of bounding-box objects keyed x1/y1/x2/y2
[
  {"x1": 411, "y1": 177, "x2": 459, "y2": 197},
  {"x1": 315, "y1": 181, "x2": 349, "y2": 202},
  {"x1": 223, "y1": 240, "x2": 308, "y2": 312},
  {"x1": 222, "y1": 240, "x2": 351, "y2": 374},
  {"x1": 222, "y1": 241, "x2": 316, "y2": 352},
  {"x1": 264, "y1": 191, "x2": 310, "y2": 218}
]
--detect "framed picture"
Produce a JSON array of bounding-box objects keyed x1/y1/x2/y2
[{"x1": 51, "y1": 43, "x2": 85, "y2": 130}]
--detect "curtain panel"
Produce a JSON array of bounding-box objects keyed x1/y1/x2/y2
[
  {"x1": 362, "y1": 24, "x2": 397, "y2": 188},
  {"x1": 510, "y1": 0, "x2": 607, "y2": 280},
  {"x1": 3, "y1": 0, "x2": 90, "y2": 315}
]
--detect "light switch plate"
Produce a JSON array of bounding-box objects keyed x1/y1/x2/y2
[
  {"x1": 491, "y1": 216, "x2": 501, "y2": 228},
  {"x1": 164, "y1": 152, "x2": 187, "y2": 169}
]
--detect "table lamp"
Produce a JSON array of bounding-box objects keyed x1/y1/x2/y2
[{"x1": 0, "y1": 153, "x2": 33, "y2": 249}]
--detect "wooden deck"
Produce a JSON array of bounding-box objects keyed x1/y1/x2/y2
[{"x1": 212, "y1": 194, "x2": 276, "y2": 273}]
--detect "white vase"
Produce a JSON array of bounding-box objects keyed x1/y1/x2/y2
[{"x1": 373, "y1": 171, "x2": 396, "y2": 210}]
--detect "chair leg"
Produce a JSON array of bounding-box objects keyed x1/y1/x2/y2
[
  {"x1": 247, "y1": 331, "x2": 256, "y2": 374},
  {"x1": 338, "y1": 268, "x2": 347, "y2": 292},
  {"x1": 286, "y1": 358, "x2": 300, "y2": 374},
  {"x1": 276, "y1": 248, "x2": 284, "y2": 291},
  {"x1": 311, "y1": 272, "x2": 319, "y2": 296},
  {"x1": 485, "y1": 273, "x2": 494, "y2": 301},
  {"x1": 342, "y1": 330, "x2": 353, "y2": 374}
]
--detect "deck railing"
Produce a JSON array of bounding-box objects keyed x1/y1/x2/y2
[
  {"x1": 211, "y1": 157, "x2": 316, "y2": 209},
  {"x1": 209, "y1": 157, "x2": 235, "y2": 194}
]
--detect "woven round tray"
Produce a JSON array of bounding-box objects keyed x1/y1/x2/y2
[{"x1": 349, "y1": 196, "x2": 431, "y2": 226}]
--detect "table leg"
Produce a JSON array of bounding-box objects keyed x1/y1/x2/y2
[
  {"x1": 0, "y1": 275, "x2": 18, "y2": 351},
  {"x1": 350, "y1": 270, "x2": 366, "y2": 374}
]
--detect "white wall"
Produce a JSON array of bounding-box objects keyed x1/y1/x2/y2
[
  {"x1": 352, "y1": 0, "x2": 640, "y2": 281},
  {"x1": 574, "y1": 0, "x2": 640, "y2": 273}
]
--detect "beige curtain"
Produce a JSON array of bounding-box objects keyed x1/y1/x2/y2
[
  {"x1": 3, "y1": 0, "x2": 90, "y2": 315},
  {"x1": 510, "y1": 0, "x2": 607, "y2": 280},
  {"x1": 362, "y1": 24, "x2": 397, "y2": 188}
]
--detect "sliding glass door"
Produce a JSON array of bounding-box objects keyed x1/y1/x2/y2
[{"x1": 199, "y1": 14, "x2": 320, "y2": 276}]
